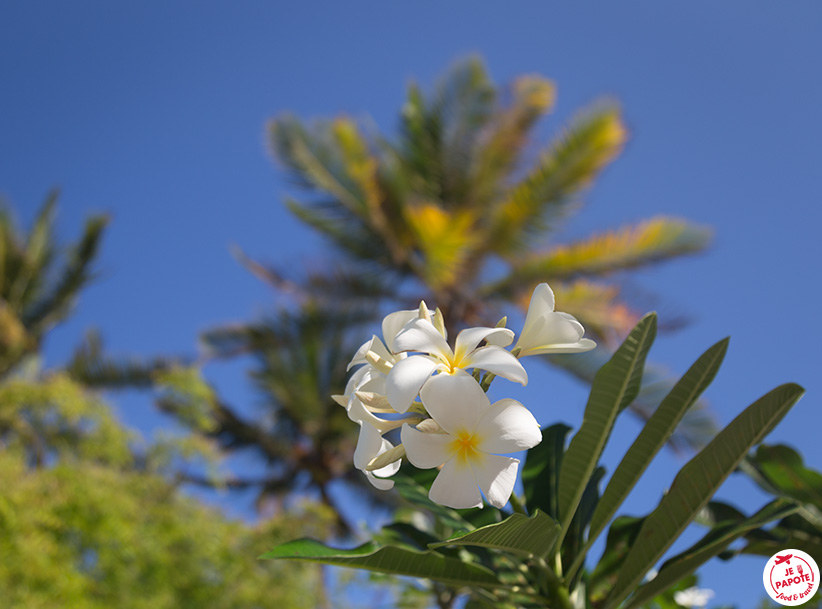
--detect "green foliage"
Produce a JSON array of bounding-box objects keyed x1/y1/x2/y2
[
  {"x1": 558, "y1": 313, "x2": 657, "y2": 540},
  {"x1": 606, "y1": 382, "x2": 804, "y2": 609},
  {"x1": 0, "y1": 374, "x2": 335, "y2": 609},
  {"x1": 588, "y1": 338, "x2": 729, "y2": 549}
]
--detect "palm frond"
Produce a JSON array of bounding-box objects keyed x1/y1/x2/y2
[
  {"x1": 488, "y1": 106, "x2": 626, "y2": 252},
  {"x1": 400, "y1": 57, "x2": 496, "y2": 207},
  {"x1": 471, "y1": 74, "x2": 556, "y2": 209},
  {"x1": 23, "y1": 214, "x2": 108, "y2": 333},
  {"x1": 269, "y1": 115, "x2": 372, "y2": 218},
  {"x1": 403, "y1": 202, "x2": 479, "y2": 290},
  {"x1": 494, "y1": 217, "x2": 711, "y2": 293},
  {"x1": 67, "y1": 330, "x2": 180, "y2": 389}
]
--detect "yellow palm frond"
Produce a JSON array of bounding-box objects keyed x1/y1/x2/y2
[
  {"x1": 488, "y1": 106, "x2": 626, "y2": 252},
  {"x1": 404, "y1": 202, "x2": 479, "y2": 290},
  {"x1": 503, "y1": 217, "x2": 711, "y2": 287}
]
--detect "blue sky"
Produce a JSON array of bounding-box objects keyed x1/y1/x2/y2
[{"x1": 2, "y1": 2, "x2": 821, "y2": 607}]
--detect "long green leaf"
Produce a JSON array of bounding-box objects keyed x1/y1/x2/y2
[
  {"x1": 430, "y1": 510, "x2": 560, "y2": 559},
  {"x1": 752, "y1": 444, "x2": 822, "y2": 511},
  {"x1": 588, "y1": 338, "x2": 729, "y2": 544},
  {"x1": 564, "y1": 466, "x2": 605, "y2": 590},
  {"x1": 605, "y1": 382, "x2": 805, "y2": 609},
  {"x1": 522, "y1": 423, "x2": 571, "y2": 520},
  {"x1": 557, "y1": 313, "x2": 657, "y2": 539},
  {"x1": 589, "y1": 516, "x2": 646, "y2": 603},
  {"x1": 261, "y1": 539, "x2": 501, "y2": 588},
  {"x1": 625, "y1": 499, "x2": 797, "y2": 609}
]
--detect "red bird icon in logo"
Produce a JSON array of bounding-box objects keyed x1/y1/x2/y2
[{"x1": 774, "y1": 554, "x2": 793, "y2": 566}]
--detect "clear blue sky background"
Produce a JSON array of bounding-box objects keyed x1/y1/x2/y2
[{"x1": 2, "y1": 2, "x2": 821, "y2": 607}]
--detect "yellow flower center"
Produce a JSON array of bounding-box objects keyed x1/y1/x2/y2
[
  {"x1": 442, "y1": 347, "x2": 466, "y2": 374},
  {"x1": 450, "y1": 430, "x2": 479, "y2": 463}
]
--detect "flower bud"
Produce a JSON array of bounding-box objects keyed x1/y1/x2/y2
[
  {"x1": 365, "y1": 350, "x2": 394, "y2": 374},
  {"x1": 365, "y1": 444, "x2": 406, "y2": 471}
]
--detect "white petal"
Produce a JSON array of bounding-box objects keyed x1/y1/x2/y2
[
  {"x1": 462, "y1": 346, "x2": 528, "y2": 386},
  {"x1": 346, "y1": 394, "x2": 385, "y2": 427},
  {"x1": 521, "y1": 283, "x2": 555, "y2": 339},
  {"x1": 516, "y1": 303, "x2": 596, "y2": 356},
  {"x1": 349, "y1": 336, "x2": 393, "y2": 371},
  {"x1": 386, "y1": 355, "x2": 440, "y2": 413},
  {"x1": 368, "y1": 454, "x2": 401, "y2": 489},
  {"x1": 454, "y1": 327, "x2": 515, "y2": 361},
  {"x1": 419, "y1": 371, "x2": 489, "y2": 435},
  {"x1": 401, "y1": 423, "x2": 454, "y2": 469},
  {"x1": 428, "y1": 457, "x2": 483, "y2": 509},
  {"x1": 364, "y1": 469, "x2": 396, "y2": 490},
  {"x1": 473, "y1": 454, "x2": 519, "y2": 509},
  {"x1": 347, "y1": 337, "x2": 375, "y2": 371},
  {"x1": 393, "y1": 318, "x2": 453, "y2": 361},
  {"x1": 381, "y1": 309, "x2": 419, "y2": 353},
  {"x1": 475, "y1": 399, "x2": 542, "y2": 454},
  {"x1": 344, "y1": 365, "x2": 370, "y2": 396},
  {"x1": 353, "y1": 423, "x2": 391, "y2": 470},
  {"x1": 357, "y1": 371, "x2": 387, "y2": 395},
  {"x1": 522, "y1": 337, "x2": 597, "y2": 356}
]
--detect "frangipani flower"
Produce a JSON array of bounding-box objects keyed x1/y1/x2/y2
[
  {"x1": 387, "y1": 320, "x2": 527, "y2": 412},
  {"x1": 673, "y1": 587, "x2": 714, "y2": 609},
  {"x1": 514, "y1": 283, "x2": 596, "y2": 357},
  {"x1": 401, "y1": 372, "x2": 541, "y2": 509}
]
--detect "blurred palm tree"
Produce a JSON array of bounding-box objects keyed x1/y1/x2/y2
[
  {"x1": 0, "y1": 191, "x2": 106, "y2": 378},
  {"x1": 266, "y1": 57, "x2": 710, "y2": 340}
]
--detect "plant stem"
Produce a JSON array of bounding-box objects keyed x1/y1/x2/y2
[{"x1": 536, "y1": 558, "x2": 574, "y2": 609}]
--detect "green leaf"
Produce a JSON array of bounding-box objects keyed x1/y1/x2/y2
[
  {"x1": 261, "y1": 539, "x2": 501, "y2": 588},
  {"x1": 751, "y1": 444, "x2": 822, "y2": 511},
  {"x1": 625, "y1": 499, "x2": 797, "y2": 609},
  {"x1": 589, "y1": 516, "x2": 646, "y2": 603},
  {"x1": 430, "y1": 510, "x2": 560, "y2": 559},
  {"x1": 563, "y1": 466, "x2": 605, "y2": 590},
  {"x1": 557, "y1": 313, "x2": 657, "y2": 539},
  {"x1": 740, "y1": 512, "x2": 822, "y2": 559},
  {"x1": 522, "y1": 423, "x2": 571, "y2": 520},
  {"x1": 588, "y1": 338, "x2": 729, "y2": 544},
  {"x1": 605, "y1": 382, "x2": 805, "y2": 609}
]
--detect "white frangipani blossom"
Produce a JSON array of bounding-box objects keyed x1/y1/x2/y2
[
  {"x1": 514, "y1": 283, "x2": 596, "y2": 357},
  {"x1": 673, "y1": 586, "x2": 714, "y2": 609},
  {"x1": 353, "y1": 422, "x2": 401, "y2": 490},
  {"x1": 401, "y1": 372, "x2": 541, "y2": 509},
  {"x1": 386, "y1": 319, "x2": 527, "y2": 412}
]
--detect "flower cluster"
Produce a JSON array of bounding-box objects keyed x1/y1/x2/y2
[{"x1": 333, "y1": 283, "x2": 595, "y2": 509}]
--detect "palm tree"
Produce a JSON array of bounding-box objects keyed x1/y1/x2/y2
[
  {"x1": 267, "y1": 57, "x2": 710, "y2": 341},
  {"x1": 0, "y1": 191, "x2": 107, "y2": 378}
]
